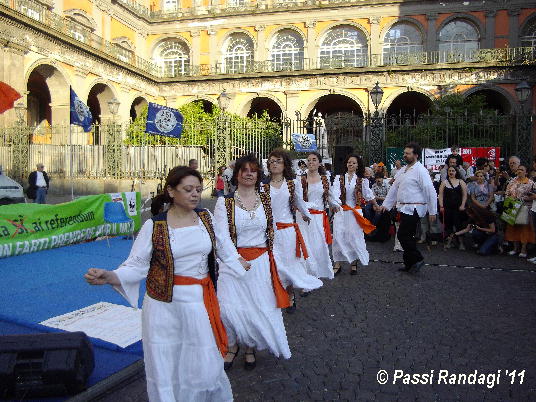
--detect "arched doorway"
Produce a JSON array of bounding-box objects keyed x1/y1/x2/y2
[
  {"x1": 307, "y1": 94, "x2": 364, "y2": 164},
  {"x1": 130, "y1": 96, "x2": 148, "y2": 120},
  {"x1": 385, "y1": 91, "x2": 432, "y2": 119},
  {"x1": 247, "y1": 97, "x2": 282, "y2": 121},
  {"x1": 466, "y1": 89, "x2": 512, "y2": 114},
  {"x1": 27, "y1": 69, "x2": 51, "y2": 127},
  {"x1": 87, "y1": 83, "x2": 116, "y2": 124}
]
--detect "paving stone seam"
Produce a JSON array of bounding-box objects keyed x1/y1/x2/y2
[{"x1": 370, "y1": 259, "x2": 536, "y2": 273}]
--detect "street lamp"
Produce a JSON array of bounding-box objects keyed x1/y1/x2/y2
[
  {"x1": 368, "y1": 82, "x2": 385, "y2": 164},
  {"x1": 216, "y1": 90, "x2": 232, "y2": 169},
  {"x1": 14, "y1": 102, "x2": 26, "y2": 123},
  {"x1": 514, "y1": 81, "x2": 533, "y2": 166},
  {"x1": 217, "y1": 90, "x2": 231, "y2": 112},
  {"x1": 106, "y1": 97, "x2": 121, "y2": 179},
  {"x1": 107, "y1": 97, "x2": 120, "y2": 116}
]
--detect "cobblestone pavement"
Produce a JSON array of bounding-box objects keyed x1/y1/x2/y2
[{"x1": 93, "y1": 239, "x2": 536, "y2": 402}]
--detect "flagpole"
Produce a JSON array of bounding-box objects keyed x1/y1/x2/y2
[{"x1": 70, "y1": 123, "x2": 74, "y2": 200}]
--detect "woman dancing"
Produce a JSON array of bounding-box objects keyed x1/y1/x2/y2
[
  {"x1": 215, "y1": 154, "x2": 291, "y2": 371},
  {"x1": 331, "y1": 154, "x2": 377, "y2": 275},
  {"x1": 297, "y1": 151, "x2": 340, "y2": 280},
  {"x1": 263, "y1": 148, "x2": 323, "y2": 313},
  {"x1": 84, "y1": 166, "x2": 249, "y2": 402}
]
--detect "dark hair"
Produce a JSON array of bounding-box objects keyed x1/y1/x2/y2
[
  {"x1": 218, "y1": 165, "x2": 226, "y2": 175},
  {"x1": 374, "y1": 172, "x2": 384, "y2": 180},
  {"x1": 324, "y1": 163, "x2": 332, "y2": 171},
  {"x1": 475, "y1": 157, "x2": 488, "y2": 169},
  {"x1": 267, "y1": 148, "x2": 295, "y2": 180},
  {"x1": 298, "y1": 160, "x2": 306, "y2": 167},
  {"x1": 446, "y1": 155, "x2": 458, "y2": 165},
  {"x1": 151, "y1": 166, "x2": 202, "y2": 215},
  {"x1": 466, "y1": 203, "x2": 495, "y2": 227},
  {"x1": 450, "y1": 145, "x2": 460, "y2": 150},
  {"x1": 343, "y1": 153, "x2": 365, "y2": 177},
  {"x1": 404, "y1": 142, "x2": 421, "y2": 158},
  {"x1": 446, "y1": 165, "x2": 461, "y2": 179},
  {"x1": 306, "y1": 151, "x2": 326, "y2": 175},
  {"x1": 232, "y1": 153, "x2": 263, "y2": 188}
]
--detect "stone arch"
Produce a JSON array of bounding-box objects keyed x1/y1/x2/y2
[
  {"x1": 300, "y1": 90, "x2": 365, "y2": 119},
  {"x1": 238, "y1": 92, "x2": 284, "y2": 118},
  {"x1": 383, "y1": 88, "x2": 434, "y2": 117},
  {"x1": 218, "y1": 29, "x2": 257, "y2": 53},
  {"x1": 129, "y1": 96, "x2": 148, "y2": 120},
  {"x1": 463, "y1": 85, "x2": 518, "y2": 114},
  {"x1": 86, "y1": 80, "x2": 119, "y2": 124},
  {"x1": 25, "y1": 60, "x2": 71, "y2": 127},
  {"x1": 436, "y1": 13, "x2": 484, "y2": 43},
  {"x1": 150, "y1": 35, "x2": 191, "y2": 56},
  {"x1": 182, "y1": 97, "x2": 216, "y2": 114},
  {"x1": 379, "y1": 17, "x2": 426, "y2": 46},
  {"x1": 316, "y1": 21, "x2": 371, "y2": 47},
  {"x1": 266, "y1": 25, "x2": 306, "y2": 50}
]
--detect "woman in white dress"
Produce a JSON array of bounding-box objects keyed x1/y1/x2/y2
[
  {"x1": 331, "y1": 154, "x2": 378, "y2": 275},
  {"x1": 297, "y1": 151, "x2": 340, "y2": 281},
  {"x1": 216, "y1": 154, "x2": 291, "y2": 371},
  {"x1": 263, "y1": 148, "x2": 323, "y2": 313},
  {"x1": 84, "y1": 166, "x2": 249, "y2": 402}
]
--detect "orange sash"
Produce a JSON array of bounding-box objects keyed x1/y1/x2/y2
[
  {"x1": 173, "y1": 275, "x2": 228, "y2": 357},
  {"x1": 309, "y1": 209, "x2": 333, "y2": 245},
  {"x1": 276, "y1": 222, "x2": 309, "y2": 259},
  {"x1": 341, "y1": 204, "x2": 376, "y2": 234},
  {"x1": 237, "y1": 247, "x2": 290, "y2": 309}
]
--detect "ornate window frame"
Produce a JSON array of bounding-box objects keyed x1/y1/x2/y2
[
  {"x1": 520, "y1": 14, "x2": 536, "y2": 48},
  {"x1": 222, "y1": 32, "x2": 255, "y2": 74},
  {"x1": 63, "y1": 9, "x2": 97, "y2": 43},
  {"x1": 269, "y1": 27, "x2": 306, "y2": 71},
  {"x1": 318, "y1": 24, "x2": 369, "y2": 68},
  {"x1": 380, "y1": 19, "x2": 425, "y2": 65},
  {"x1": 152, "y1": 37, "x2": 192, "y2": 76},
  {"x1": 436, "y1": 14, "x2": 482, "y2": 62}
]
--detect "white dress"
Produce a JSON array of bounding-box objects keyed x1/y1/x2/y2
[
  {"x1": 331, "y1": 174, "x2": 375, "y2": 265},
  {"x1": 296, "y1": 180, "x2": 340, "y2": 279},
  {"x1": 214, "y1": 196, "x2": 291, "y2": 359},
  {"x1": 113, "y1": 215, "x2": 244, "y2": 402},
  {"x1": 266, "y1": 179, "x2": 323, "y2": 292}
]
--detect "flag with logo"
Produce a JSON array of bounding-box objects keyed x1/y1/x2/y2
[
  {"x1": 145, "y1": 102, "x2": 184, "y2": 138},
  {"x1": 70, "y1": 87, "x2": 93, "y2": 132},
  {"x1": 292, "y1": 133, "x2": 317, "y2": 152}
]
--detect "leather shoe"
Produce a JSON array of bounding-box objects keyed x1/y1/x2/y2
[
  {"x1": 410, "y1": 260, "x2": 425, "y2": 272},
  {"x1": 285, "y1": 293, "x2": 296, "y2": 314}
]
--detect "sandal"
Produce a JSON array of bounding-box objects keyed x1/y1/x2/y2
[
  {"x1": 285, "y1": 291, "x2": 296, "y2": 314},
  {"x1": 244, "y1": 350, "x2": 256, "y2": 370},
  {"x1": 350, "y1": 261, "x2": 358, "y2": 275},
  {"x1": 333, "y1": 262, "x2": 342, "y2": 276},
  {"x1": 223, "y1": 345, "x2": 240, "y2": 371}
]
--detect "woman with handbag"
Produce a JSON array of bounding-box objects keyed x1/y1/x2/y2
[{"x1": 504, "y1": 165, "x2": 535, "y2": 258}]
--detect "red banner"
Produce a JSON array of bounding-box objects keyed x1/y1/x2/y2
[{"x1": 460, "y1": 147, "x2": 501, "y2": 168}]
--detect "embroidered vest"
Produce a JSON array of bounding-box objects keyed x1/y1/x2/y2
[
  {"x1": 146, "y1": 209, "x2": 218, "y2": 303},
  {"x1": 339, "y1": 174, "x2": 365, "y2": 206},
  {"x1": 224, "y1": 192, "x2": 274, "y2": 250},
  {"x1": 301, "y1": 174, "x2": 329, "y2": 207},
  {"x1": 263, "y1": 180, "x2": 297, "y2": 222}
]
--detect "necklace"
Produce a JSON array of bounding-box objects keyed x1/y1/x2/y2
[
  {"x1": 235, "y1": 190, "x2": 261, "y2": 219},
  {"x1": 271, "y1": 177, "x2": 284, "y2": 183}
]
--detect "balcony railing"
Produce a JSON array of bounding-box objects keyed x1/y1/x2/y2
[{"x1": 2, "y1": 0, "x2": 534, "y2": 80}]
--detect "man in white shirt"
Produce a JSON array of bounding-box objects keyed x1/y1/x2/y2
[{"x1": 381, "y1": 143, "x2": 438, "y2": 272}]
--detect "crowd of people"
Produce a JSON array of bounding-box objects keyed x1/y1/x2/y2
[{"x1": 83, "y1": 143, "x2": 534, "y2": 402}]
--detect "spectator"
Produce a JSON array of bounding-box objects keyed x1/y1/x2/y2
[
  {"x1": 440, "y1": 156, "x2": 467, "y2": 182},
  {"x1": 467, "y1": 157, "x2": 489, "y2": 181},
  {"x1": 188, "y1": 158, "x2": 199, "y2": 170},
  {"x1": 376, "y1": 162, "x2": 387, "y2": 178},
  {"x1": 449, "y1": 204, "x2": 500, "y2": 255},
  {"x1": 214, "y1": 165, "x2": 225, "y2": 197},
  {"x1": 447, "y1": 145, "x2": 463, "y2": 167},
  {"x1": 530, "y1": 156, "x2": 536, "y2": 181},
  {"x1": 390, "y1": 160, "x2": 402, "y2": 179},
  {"x1": 223, "y1": 160, "x2": 236, "y2": 195},
  {"x1": 467, "y1": 170, "x2": 494, "y2": 210},
  {"x1": 439, "y1": 166, "x2": 468, "y2": 249},
  {"x1": 27, "y1": 163, "x2": 49, "y2": 204},
  {"x1": 504, "y1": 165, "x2": 535, "y2": 258},
  {"x1": 495, "y1": 156, "x2": 521, "y2": 214},
  {"x1": 296, "y1": 160, "x2": 307, "y2": 176},
  {"x1": 371, "y1": 173, "x2": 389, "y2": 205},
  {"x1": 463, "y1": 161, "x2": 474, "y2": 178},
  {"x1": 324, "y1": 162, "x2": 332, "y2": 178}
]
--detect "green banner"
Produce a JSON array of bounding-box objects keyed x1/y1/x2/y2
[{"x1": 0, "y1": 192, "x2": 141, "y2": 258}]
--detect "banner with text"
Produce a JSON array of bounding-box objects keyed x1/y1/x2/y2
[
  {"x1": 0, "y1": 192, "x2": 141, "y2": 258},
  {"x1": 460, "y1": 147, "x2": 501, "y2": 168},
  {"x1": 423, "y1": 148, "x2": 452, "y2": 171}
]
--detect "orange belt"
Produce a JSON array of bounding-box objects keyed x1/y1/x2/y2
[
  {"x1": 237, "y1": 247, "x2": 290, "y2": 309},
  {"x1": 309, "y1": 209, "x2": 332, "y2": 245},
  {"x1": 341, "y1": 204, "x2": 376, "y2": 234},
  {"x1": 276, "y1": 222, "x2": 309, "y2": 259},
  {"x1": 173, "y1": 275, "x2": 228, "y2": 357}
]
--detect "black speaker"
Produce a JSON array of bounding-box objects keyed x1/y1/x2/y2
[
  {"x1": 0, "y1": 331, "x2": 95, "y2": 398},
  {"x1": 333, "y1": 146, "x2": 354, "y2": 176}
]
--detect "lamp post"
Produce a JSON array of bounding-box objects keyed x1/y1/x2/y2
[
  {"x1": 106, "y1": 97, "x2": 121, "y2": 179},
  {"x1": 12, "y1": 102, "x2": 28, "y2": 182},
  {"x1": 515, "y1": 81, "x2": 533, "y2": 166},
  {"x1": 217, "y1": 90, "x2": 231, "y2": 169},
  {"x1": 368, "y1": 82, "x2": 384, "y2": 164}
]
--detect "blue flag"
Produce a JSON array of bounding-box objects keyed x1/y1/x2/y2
[
  {"x1": 292, "y1": 133, "x2": 317, "y2": 152},
  {"x1": 70, "y1": 88, "x2": 93, "y2": 132},
  {"x1": 145, "y1": 102, "x2": 183, "y2": 138}
]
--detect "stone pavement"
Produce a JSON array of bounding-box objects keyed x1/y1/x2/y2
[{"x1": 89, "y1": 239, "x2": 536, "y2": 402}]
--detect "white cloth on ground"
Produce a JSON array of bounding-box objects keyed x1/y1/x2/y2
[
  {"x1": 113, "y1": 215, "x2": 241, "y2": 402},
  {"x1": 331, "y1": 174, "x2": 374, "y2": 265},
  {"x1": 214, "y1": 196, "x2": 291, "y2": 359}
]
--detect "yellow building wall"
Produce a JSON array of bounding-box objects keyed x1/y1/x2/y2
[
  {"x1": 63, "y1": 0, "x2": 93, "y2": 14},
  {"x1": 379, "y1": 16, "x2": 397, "y2": 32},
  {"x1": 111, "y1": 19, "x2": 135, "y2": 43}
]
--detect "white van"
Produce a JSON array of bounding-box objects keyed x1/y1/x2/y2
[{"x1": 0, "y1": 167, "x2": 25, "y2": 204}]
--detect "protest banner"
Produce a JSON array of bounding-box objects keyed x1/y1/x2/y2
[
  {"x1": 0, "y1": 192, "x2": 141, "y2": 258},
  {"x1": 423, "y1": 148, "x2": 452, "y2": 171},
  {"x1": 292, "y1": 133, "x2": 317, "y2": 152},
  {"x1": 460, "y1": 147, "x2": 501, "y2": 168}
]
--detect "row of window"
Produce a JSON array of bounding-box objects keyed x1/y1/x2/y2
[{"x1": 153, "y1": 19, "x2": 536, "y2": 75}]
